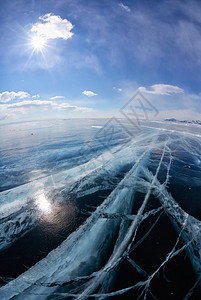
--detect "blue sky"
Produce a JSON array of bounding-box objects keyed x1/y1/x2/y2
[{"x1": 1, "y1": 0, "x2": 201, "y2": 123}]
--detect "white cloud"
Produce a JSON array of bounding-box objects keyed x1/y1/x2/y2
[
  {"x1": 139, "y1": 84, "x2": 184, "y2": 95},
  {"x1": 0, "y1": 91, "x2": 30, "y2": 103},
  {"x1": 58, "y1": 103, "x2": 92, "y2": 112},
  {"x1": 6, "y1": 100, "x2": 56, "y2": 109},
  {"x1": 119, "y1": 3, "x2": 131, "y2": 13},
  {"x1": 82, "y1": 90, "x2": 97, "y2": 97},
  {"x1": 31, "y1": 13, "x2": 74, "y2": 41},
  {"x1": 50, "y1": 95, "x2": 66, "y2": 100},
  {"x1": 113, "y1": 87, "x2": 122, "y2": 92},
  {"x1": 32, "y1": 94, "x2": 40, "y2": 99},
  {"x1": 1, "y1": 99, "x2": 92, "y2": 115}
]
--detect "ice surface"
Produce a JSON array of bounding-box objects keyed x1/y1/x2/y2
[{"x1": 0, "y1": 119, "x2": 201, "y2": 299}]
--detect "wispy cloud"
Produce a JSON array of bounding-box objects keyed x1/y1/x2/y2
[
  {"x1": 82, "y1": 90, "x2": 97, "y2": 97},
  {"x1": 139, "y1": 84, "x2": 184, "y2": 95},
  {"x1": 0, "y1": 91, "x2": 30, "y2": 103},
  {"x1": 157, "y1": 109, "x2": 201, "y2": 121},
  {"x1": 50, "y1": 96, "x2": 66, "y2": 100},
  {"x1": 30, "y1": 13, "x2": 74, "y2": 41},
  {"x1": 117, "y1": 80, "x2": 201, "y2": 118},
  {"x1": 119, "y1": 3, "x2": 131, "y2": 13}
]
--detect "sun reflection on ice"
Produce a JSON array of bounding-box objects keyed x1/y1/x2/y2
[{"x1": 36, "y1": 193, "x2": 52, "y2": 214}]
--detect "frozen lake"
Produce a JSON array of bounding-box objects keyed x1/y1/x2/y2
[{"x1": 0, "y1": 118, "x2": 201, "y2": 299}]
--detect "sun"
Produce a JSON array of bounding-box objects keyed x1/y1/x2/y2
[
  {"x1": 31, "y1": 36, "x2": 46, "y2": 52},
  {"x1": 26, "y1": 34, "x2": 49, "y2": 67}
]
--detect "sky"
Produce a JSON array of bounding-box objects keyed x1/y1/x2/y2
[{"x1": 1, "y1": 0, "x2": 201, "y2": 123}]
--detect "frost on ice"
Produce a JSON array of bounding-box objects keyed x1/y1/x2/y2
[{"x1": 0, "y1": 121, "x2": 201, "y2": 299}]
